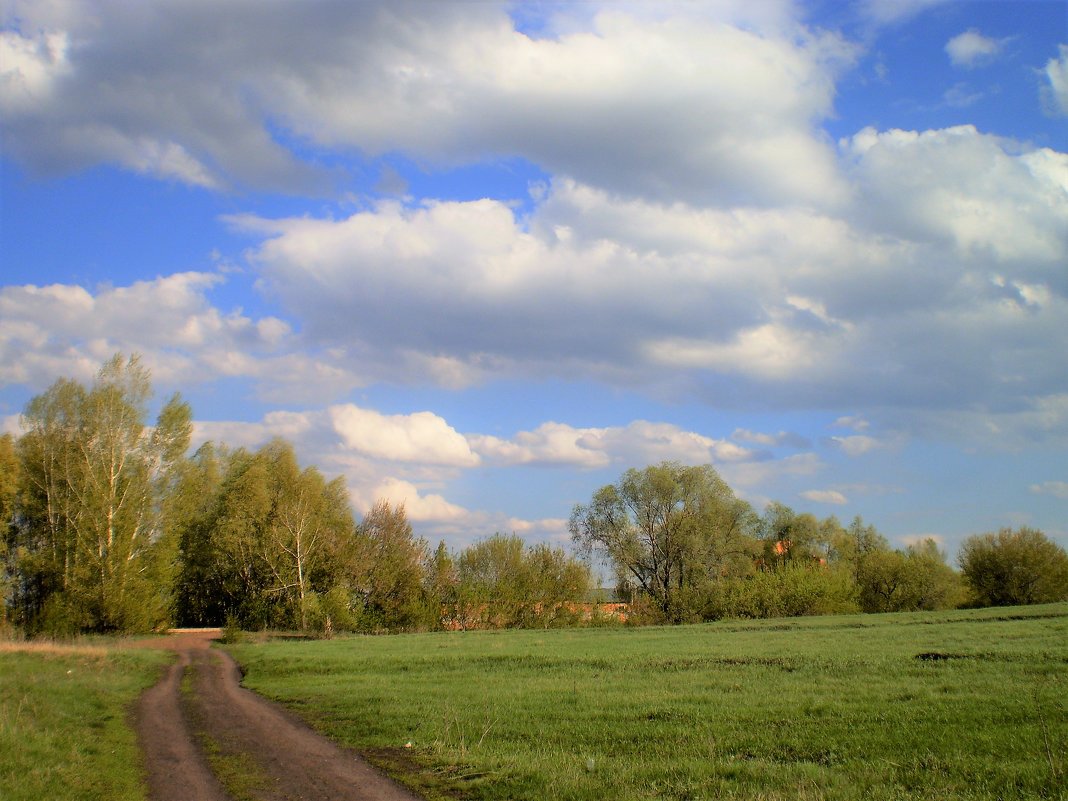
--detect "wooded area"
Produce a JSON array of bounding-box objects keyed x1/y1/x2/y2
[{"x1": 1, "y1": 356, "x2": 1066, "y2": 635}]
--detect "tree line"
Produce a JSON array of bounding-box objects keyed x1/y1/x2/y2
[
  {"x1": 0, "y1": 356, "x2": 592, "y2": 635},
  {"x1": 570, "y1": 462, "x2": 1068, "y2": 623},
  {"x1": 1, "y1": 356, "x2": 1066, "y2": 636}
]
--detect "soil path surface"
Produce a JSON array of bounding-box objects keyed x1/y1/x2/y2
[{"x1": 134, "y1": 630, "x2": 424, "y2": 801}]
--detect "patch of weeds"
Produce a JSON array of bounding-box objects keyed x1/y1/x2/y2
[
  {"x1": 196, "y1": 733, "x2": 268, "y2": 801},
  {"x1": 219, "y1": 615, "x2": 244, "y2": 645},
  {"x1": 361, "y1": 746, "x2": 471, "y2": 801}
]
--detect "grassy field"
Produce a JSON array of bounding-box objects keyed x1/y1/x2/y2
[
  {"x1": 0, "y1": 640, "x2": 168, "y2": 801},
  {"x1": 228, "y1": 604, "x2": 1068, "y2": 801}
]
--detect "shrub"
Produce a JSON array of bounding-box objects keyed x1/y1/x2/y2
[
  {"x1": 959, "y1": 527, "x2": 1068, "y2": 607},
  {"x1": 219, "y1": 613, "x2": 244, "y2": 644},
  {"x1": 705, "y1": 563, "x2": 859, "y2": 620}
]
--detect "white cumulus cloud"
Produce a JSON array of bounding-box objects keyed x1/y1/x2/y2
[
  {"x1": 1044, "y1": 45, "x2": 1068, "y2": 116},
  {"x1": 0, "y1": 273, "x2": 373, "y2": 403},
  {"x1": 732, "y1": 429, "x2": 810, "y2": 449},
  {"x1": 470, "y1": 419, "x2": 754, "y2": 469},
  {"x1": 0, "y1": 273, "x2": 283, "y2": 386},
  {"x1": 330, "y1": 405, "x2": 479, "y2": 467},
  {"x1": 831, "y1": 435, "x2": 883, "y2": 457},
  {"x1": 842, "y1": 125, "x2": 1068, "y2": 264},
  {"x1": 0, "y1": 1, "x2": 852, "y2": 204},
  {"x1": 833, "y1": 416, "x2": 871, "y2": 432},
  {"x1": 358, "y1": 478, "x2": 469, "y2": 523},
  {"x1": 0, "y1": 29, "x2": 69, "y2": 112},
  {"x1": 800, "y1": 489, "x2": 848, "y2": 505},
  {"x1": 237, "y1": 128, "x2": 1068, "y2": 437},
  {"x1": 860, "y1": 0, "x2": 949, "y2": 25},
  {"x1": 945, "y1": 29, "x2": 1005, "y2": 68}
]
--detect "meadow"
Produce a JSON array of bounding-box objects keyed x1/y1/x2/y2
[
  {"x1": 227, "y1": 604, "x2": 1068, "y2": 801},
  {"x1": 0, "y1": 641, "x2": 168, "y2": 801}
]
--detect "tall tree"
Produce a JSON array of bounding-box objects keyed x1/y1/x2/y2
[
  {"x1": 259, "y1": 441, "x2": 353, "y2": 630},
  {"x1": 177, "y1": 440, "x2": 358, "y2": 630},
  {"x1": 353, "y1": 500, "x2": 429, "y2": 631},
  {"x1": 0, "y1": 433, "x2": 19, "y2": 622},
  {"x1": 15, "y1": 355, "x2": 191, "y2": 632},
  {"x1": 524, "y1": 542, "x2": 592, "y2": 622},
  {"x1": 570, "y1": 462, "x2": 758, "y2": 622},
  {"x1": 171, "y1": 442, "x2": 228, "y2": 626}
]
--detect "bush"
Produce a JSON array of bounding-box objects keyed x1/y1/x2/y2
[
  {"x1": 303, "y1": 586, "x2": 364, "y2": 637},
  {"x1": 959, "y1": 527, "x2": 1068, "y2": 607},
  {"x1": 34, "y1": 593, "x2": 86, "y2": 638},
  {"x1": 705, "y1": 563, "x2": 859, "y2": 620},
  {"x1": 219, "y1": 613, "x2": 244, "y2": 644},
  {"x1": 856, "y1": 542, "x2": 962, "y2": 613}
]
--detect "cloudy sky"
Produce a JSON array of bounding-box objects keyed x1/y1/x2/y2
[{"x1": 2, "y1": 0, "x2": 1066, "y2": 558}]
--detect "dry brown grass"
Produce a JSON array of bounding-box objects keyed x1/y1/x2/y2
[{"x1": 0, "y1": 640, "x2": 111, "y2": 658}]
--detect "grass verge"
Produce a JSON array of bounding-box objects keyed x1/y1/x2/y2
[
  {"x1": 226, "y1": 603, "x2": 1068, "y2": 801},
  {"x1": 0, "y1": 640, "x2": 168, "y2": 801}
]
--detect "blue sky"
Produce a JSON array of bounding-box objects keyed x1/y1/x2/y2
[{"x1": 2, "y1": 0, "x2": 1066, "y2": 559}]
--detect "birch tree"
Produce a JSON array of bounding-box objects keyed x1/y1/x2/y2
[
  {"x1": 260, "y1": 441, "x2": 352, "y2": 630},
  {"x1": 16, "y1": 355, "x2": 191, "y2": 632},
  {"x1": 184, "y1": 440, "x2": 357, "y2": 630}
]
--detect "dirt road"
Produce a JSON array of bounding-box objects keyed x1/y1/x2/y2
[{"x1": 134, "y1": 630, "x2": 424, "y2": 801}]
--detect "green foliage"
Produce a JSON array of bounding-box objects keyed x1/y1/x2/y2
[
  {"x1": 317, "y1": 584, "x2": 362, "y2": 634},
  {"x1": 708, "y1": 562, "x2": 859, "y2": 619},
  {"x1": 0, "y1": 358, "x2": 1050, "y2": 637},
  {"x1": 959, "y1": 527, "x2": 1068, "y2": 607},
  {"x1": 450, "y1": 533, "x2": 591, "y2": 628},
  {"x1": 424, "y1": 540, "x2": 460, "y2": 623},
  {"x1": 901, "y1": 539, "x2": 964, "y2": 610},
  {"x1": 759, "y1": 502, "x2": 828, "y2": 567},
  {"x1": 174, "y1": 439, "x2": 360, "y2": 631},
  {"x1": 570, "y1": 462, "x2": 759, "y2": 622},
  {"x1": 0, "y1": 432, "x2": 19, "y2": 622},
  {"x1": 827, "y1": 515, "x2": 890, "y2": 571},
  {"x1": 794, "y1": 517, "x2": 963, "y2": 616},
  {"x1": 171, "y1": 442, "x2": 228, "y2": 626},
  {"x1": 855, "y1": 540, "x2": 962, "y2": 613},
  {"x1": 220, "y1": 613, "x2": 244, "y2": 644},
  {"x1": 35, "y1": 592, "x2": 88, "y2": 638},
  {"x1": 12, "y1": 354, "x2": 190, "y2": 633},
  {"x1": 352, "y1": 500, "x2": 430, "y2": 631},
  {"x1": 227, "y1": 604, "x2": 1068, "y2": 801}
]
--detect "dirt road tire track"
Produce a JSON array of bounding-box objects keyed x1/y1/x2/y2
[
  {"x1": 137, "y1": 644, "x2": 230, "y2": 801},
  {"x1": 134, "y1": 631, "x2": 424, "y2": 801}
]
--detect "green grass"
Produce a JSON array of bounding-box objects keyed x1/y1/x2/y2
[
  {"x1": 0, "y1": 641, "x2": 168, "y2": 801},
  {"x1": 227, "y1": 604, "x2": 1068, "y2": 801}
]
